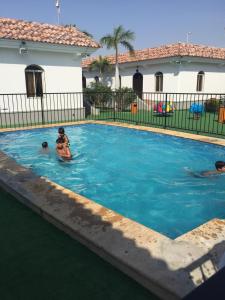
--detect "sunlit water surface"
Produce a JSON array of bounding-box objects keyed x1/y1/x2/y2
[{"x1": 1, "y1": 124, "x2": 225, "y2": 238}]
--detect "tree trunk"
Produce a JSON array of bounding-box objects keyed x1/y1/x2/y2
[{"x1": 115, "y1": 48, "x2": 120, "y2": 90}]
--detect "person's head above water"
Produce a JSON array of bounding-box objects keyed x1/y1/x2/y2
[
  {"x1": 58, "y1": 127, "x2": 65, "y2": 135},
  {"x1": 215, "y1": 161, "x2": 225, "y2": 171},
  {"x1": 42, "y1": 141, "x2": 48, "y2": 148}
]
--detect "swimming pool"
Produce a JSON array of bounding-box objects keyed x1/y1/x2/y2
[{"x1": 0, "y1": 124, "x2": 225, "y2": 238}]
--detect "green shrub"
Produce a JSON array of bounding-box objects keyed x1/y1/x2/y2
[
  {"x1": 114, "y1": 87, "x2": 137, "y2": 111},
  {"x1": 204, "y1": 98, "x2": 221, "y2": 113},
  {"x1": 83, "y1": 82, "x2": 112, "y2": 106}
]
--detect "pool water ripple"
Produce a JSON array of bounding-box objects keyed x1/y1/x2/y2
[{"x1": 1, "y1": 124, "x2": 225, "y2": 238}]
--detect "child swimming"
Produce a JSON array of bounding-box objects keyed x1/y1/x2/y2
[
  {"x1": 186, "y1": 161, "x2": 225, "y2": 178},
  {"x1": 40, "y1": 141, "x2": 50, "y2": 154}
]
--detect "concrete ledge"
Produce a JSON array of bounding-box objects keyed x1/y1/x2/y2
[{"x1": 0, "y1": 121, "x2": 225, "y2": 299}]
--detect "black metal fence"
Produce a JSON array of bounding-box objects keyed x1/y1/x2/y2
[{"x1": 1, "y1": 92, "x2": 225, "y2": 137}]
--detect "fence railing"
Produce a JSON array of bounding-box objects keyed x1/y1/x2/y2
[{"x1": 0, "y1": 92, "x2": 225, "y2": 137}]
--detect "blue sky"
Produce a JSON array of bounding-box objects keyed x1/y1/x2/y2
[{"x1": 1, "y1": 0, "x2": 225, "y2": 56}]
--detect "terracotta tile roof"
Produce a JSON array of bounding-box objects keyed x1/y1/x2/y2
[
  {"x1": 82, "y1": 43, "x2": 225, "y2": 67},
  {"x1": 0, "y1": 17, "x2": 99, "y2": 48}
]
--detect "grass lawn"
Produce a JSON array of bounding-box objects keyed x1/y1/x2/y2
[
  {"x1": 0, "y1": 188, "x2": 160, "y2": 300},
  {"x1": 88, "y1": 109, "x2": 225, "y2": 138},
  {"x1": 1, "y1": 108, "x2": 225, "y2": 139}
]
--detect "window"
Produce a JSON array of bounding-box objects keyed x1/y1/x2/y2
[
  {"x1": 25, "y1": 65, "x2": 44, "y2": 97},
  {"x1": 155, "y1": 72, "x2": 163, "y2": 92},
  {"x1": 82, "y1": 75, "x2": 86, "y2": 89},
  {"x1": 196, "y1": 71, "x2": 204, "y2": 92},
  {"x1": 94, "y1": 76, "x2": 99, "y2": 83}
]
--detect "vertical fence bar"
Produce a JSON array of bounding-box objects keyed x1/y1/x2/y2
[
  {"x1": 164, "y1": 93, "x2": 168, "y2": 129},
  {"x1": 1, "y1": 92, "x2": 225, "y2": 136},
  {"x1": 41, "y1": 95, "x2": 45, "y2": 125},
  {"x1": 113, "y1": 92, "x2": 116, "y2": 122}
]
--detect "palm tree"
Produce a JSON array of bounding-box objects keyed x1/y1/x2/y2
[
  {"x1": 89, "y1": 56, "x2": 110, "y2": 81},
  {"x1": 100, "y1": 25, "x2": 135, "y2": 89}
]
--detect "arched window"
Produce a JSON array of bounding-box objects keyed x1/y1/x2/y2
[
  {"x1": 196, "y1": 71, "x2": 204, "y2": 92},
  {"x1": 133, "y1": 69, "x2": 143, "y2": 99},
  {"x1": 94, "y1": 76, "x2": 99, "y2": 83},
  {"x1": 25, "y1": 65, "x2": 44, "y2": 97},
  {"x1": 155, "y1": 72, "x2": 163, "y2": 92},
  {"x1": 82, "y1": 75, "x2": 86, "y2": 89}
]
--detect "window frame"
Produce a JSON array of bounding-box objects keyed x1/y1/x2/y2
[
  {"x1": 196, "y1": 71, "x2": 205, "y2": 92},
  {"x1": 155, "y1": 72, "x2": 163, "y2": 92},
  {"x1": 25, "y1": 65, "x2": 44, "y2": 97}
]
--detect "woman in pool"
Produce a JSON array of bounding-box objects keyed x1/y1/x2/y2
[{"x1": 56, "y1": 128, "x2": 72, "y2": 160}]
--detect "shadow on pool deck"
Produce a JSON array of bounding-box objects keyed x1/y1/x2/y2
[
  {"x1": 0, "y1": 151, "x2": 225, "y2": 300},
  {"x1": 0, "y1": 187, "x2": 159, "y2": 300}
]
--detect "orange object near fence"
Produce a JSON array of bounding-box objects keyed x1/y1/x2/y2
[
  {"x1": 218, "y1": 107, "x2": 225, "y2": 123},
  {"x1": 131, "y1": 103, "x2": 138, "y2": 113}
]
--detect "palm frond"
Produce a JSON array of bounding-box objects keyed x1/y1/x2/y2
[
  {"x1": 89, "y1": 56, "x2": 110, "y2": 74},
  {"x1": 120, "y1": 41, "x2": 135, "y2": 54},
  {"x1": 114, "y1": 25, "x2": 123, "y2": 39},
  {"x1": 100, "y1": 35, "x2": 115, "y2": 49},
  {"x1": 120, "y1": 30, "x2": 135, "y2": 42}
]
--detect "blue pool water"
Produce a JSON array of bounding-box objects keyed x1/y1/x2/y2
[{"x1": 1, "y1": 124, "x2": 225, "y2": 238}]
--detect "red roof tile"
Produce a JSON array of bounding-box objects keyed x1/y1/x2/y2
[
  {"x1": 0, "y1": 17, "x2": 99, "y2": 48},
  {"x1": 82, "y1": 43, "x2": 225, "y2": 67}
]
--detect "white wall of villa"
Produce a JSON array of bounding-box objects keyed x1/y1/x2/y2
[
  {"x1": 0, "y1": 17, "x2": 99, "y2": 121},
  {"x1": 0, "y1": 47, "x2": 82, "y2": 94},
  {"x1": 0, "y1": 43, "x2": 85, "y2": 112},
  {"x1": 84, "y1": 58, "x2": 225, "y2": 94}
]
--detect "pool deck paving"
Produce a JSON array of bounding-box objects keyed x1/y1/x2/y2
[{"x1": 0, "y1": 121, "x2": 225, "y2": 300}]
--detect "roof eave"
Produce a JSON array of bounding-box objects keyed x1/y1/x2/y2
[{"x1": 0, "y1": 38, "x2": 98, "y2": 55}]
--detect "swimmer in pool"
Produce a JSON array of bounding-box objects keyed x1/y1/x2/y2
[
  {"x1": 57, "y1": 127, "x2": 70, "y2": 146},
  {"x1": 200, "y1": 161, "x2": 225, "y2": 176},
  {"x1": 187, "y1": 161, "x2": 225, "y2": 178},
  {"x1": 56, "y1": 128, "x2": 72, "y2": 160},
  {"x1": 40, "y1": 141, "x2": 50, "y2": 154}
]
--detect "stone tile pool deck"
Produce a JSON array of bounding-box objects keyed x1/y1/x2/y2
[{"x1": 0, "y1": 120, "x2": 225, "y2": 300}]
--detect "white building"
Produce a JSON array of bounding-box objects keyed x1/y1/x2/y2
[
  {"x1": 82, "y1": 43, "x2": 225, "y2": 96},
  {"x1": 0, "y1": 17, "x2": 99, "y2": 124}
]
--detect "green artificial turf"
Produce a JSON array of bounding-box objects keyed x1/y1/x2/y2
[
  {"x1": 88, "y1": 109, "x2": 225, "y2": 138},
  {"x1": 2, "y1": 108, "x2": 225, "y2": 139},
  {"x1": 0, "y1": 188, "x2": 160, "y2": 300}
]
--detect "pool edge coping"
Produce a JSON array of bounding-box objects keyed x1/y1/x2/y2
[{"x1": 0, "y1": 121, "x2": 225, "y2": 300}]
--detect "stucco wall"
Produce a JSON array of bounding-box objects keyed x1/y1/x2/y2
[
  {"x1": 178, "y1": 62, "x2": 225, "y2": 93},
  {"x1": 83, "y1": 59, "x2": 225, "y2": 94},
  {"x1": 0, "y1": 47, "x2": 85, "y2": 114},
  {"x1": 0, "y1": 48, "x2": 82, "y2": 94}
]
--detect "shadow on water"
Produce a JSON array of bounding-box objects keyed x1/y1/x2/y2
[{"x1": 0, "y1": 151, "x2": 225, "y2": 300}]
